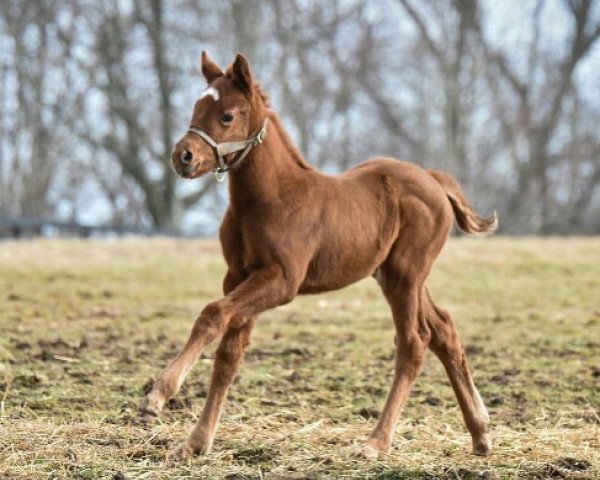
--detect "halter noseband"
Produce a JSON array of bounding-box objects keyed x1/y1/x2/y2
[{"x1": 187, "y1": 119, "x2": 268, "y2": 182}]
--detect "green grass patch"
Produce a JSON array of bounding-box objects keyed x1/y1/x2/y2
[{"x1": 0, "y1": 237, "x2": 598, "y2": 478}]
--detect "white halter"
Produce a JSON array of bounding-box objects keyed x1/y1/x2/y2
[{"x1": 187, "y1": 119, "x2": 269, "y2": 182}]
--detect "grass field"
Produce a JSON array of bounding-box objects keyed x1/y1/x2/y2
[{"x1": 0, "y1": 237, "x2": 598, "y2": 479}]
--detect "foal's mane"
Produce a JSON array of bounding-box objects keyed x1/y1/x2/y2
[{"x1": 255, "y1": 84, "x2": 315, "y2": 172}]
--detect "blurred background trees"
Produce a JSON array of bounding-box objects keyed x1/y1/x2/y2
[{"x1": 1, "y1": 0, "x2": 598, "y2": 235}]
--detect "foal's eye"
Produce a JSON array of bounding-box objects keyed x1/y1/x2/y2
[{"x1": 221, "y1": 113, "x2": 234, "y2": 124}]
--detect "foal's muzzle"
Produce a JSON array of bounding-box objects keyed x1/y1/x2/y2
[{"x1": 172, "y1": 137, "x2": 210, "y2": 179}]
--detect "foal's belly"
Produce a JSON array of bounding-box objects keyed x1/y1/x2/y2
[
  {"x1": 299, "y1": 254, "x2": 376, "y2": 294},
  {"x1": 298, "y1": 224, "x2": 393, "y2": 294}
]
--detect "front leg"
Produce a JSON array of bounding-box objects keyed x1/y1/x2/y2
[
  {"x1": 171, "y1": 265, "x2": 298, "y2": 458},
  {"x1": 173, "y1": 316, "x2": 256, "y2": 459},
  {"x1": 139, "y1": 300, "x2": 233, "y2": 420},
  {"x1": 139, "y1": 270, "x2": 244, "y2": 421}
]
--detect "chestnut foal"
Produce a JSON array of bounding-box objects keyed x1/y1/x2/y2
[{"x1": 139, "y1": 52, "x2": 497, "y2": 460}]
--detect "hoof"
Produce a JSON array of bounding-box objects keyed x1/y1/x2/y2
[
  {"x1": 137, "y1": 410, "x2": 159, "y2": 424},
  {"x1": 169, "y1": 442, "x2": 196, "y2": 461},
  {"x1": 359, "y1": 438, "x2": 389, "y2": 459},
  {"x1": 473, "y1": 433, "x2": 492, "y2": 456},
  {"x1": 138, "y1": 407, "x2": 159, "y2": 423},
  {"x1": 138, "y1": 395, "x2": 164, "y2": 423},
  {"x1": 169, "y1": 440, "x2": 211, "y2": 461}
]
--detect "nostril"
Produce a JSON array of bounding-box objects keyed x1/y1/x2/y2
[{"x1": 181, "y1": 150, "x2": 193, "y2": 164}]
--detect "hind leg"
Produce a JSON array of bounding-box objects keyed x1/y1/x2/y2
[
  {"x1": 423, "y1": 288, "x2": 491, "y2": 455},
  {"x1": 364, "y1": 201, "x2": 451, "y2": 457},
  {"x1": 365, "y1": 278, "x2": 431, "y2": 457}
]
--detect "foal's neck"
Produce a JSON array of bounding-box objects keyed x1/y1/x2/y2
[{"x1": 228, "y1": 111, "x2": 312, "y2": 208}]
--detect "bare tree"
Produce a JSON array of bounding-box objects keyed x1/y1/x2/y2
[
  {"x1": 0, "y1": 0, "x2": 78, "y2": 219},
  {"x1": 1, "y1": 0, "x2": 598, "y2": 234},
  {"x1": 71, "y1": 0, "x2": 217, "y2": 231},
  {"x1": 459, "y1": 0, "x2": 600, "y2": 233}
]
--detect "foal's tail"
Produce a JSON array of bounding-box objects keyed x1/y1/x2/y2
[{"x1": 428, "y1": 169, "x2": 498, "y2": 235}]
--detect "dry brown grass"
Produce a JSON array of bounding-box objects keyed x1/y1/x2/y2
[{"x1": 0, "y1": 237, "x2": 598, "y2": 479}]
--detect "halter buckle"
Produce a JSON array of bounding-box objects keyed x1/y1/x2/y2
[
  {"x1": 214, "y1": 168, "x2": 227, "y2": 183},
  {"x1": 256, "y1": 128, "x2": 267, "y2": 144}
]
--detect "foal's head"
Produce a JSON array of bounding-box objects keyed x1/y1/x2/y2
[{"x1": 172, "y1": 52, "x2": 267, "y2": 179}]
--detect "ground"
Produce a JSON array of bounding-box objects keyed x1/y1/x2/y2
[{"x1": 0, "y1": 237, "x2": 598, "y2": 479}]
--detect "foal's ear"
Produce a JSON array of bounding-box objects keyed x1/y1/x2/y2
[
  {"x1": 201, "y1": 51, "x2": 223, "y2": 83},
  {"x1": 231, "y1": 53, "x2": 254, "y2": 92}
]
